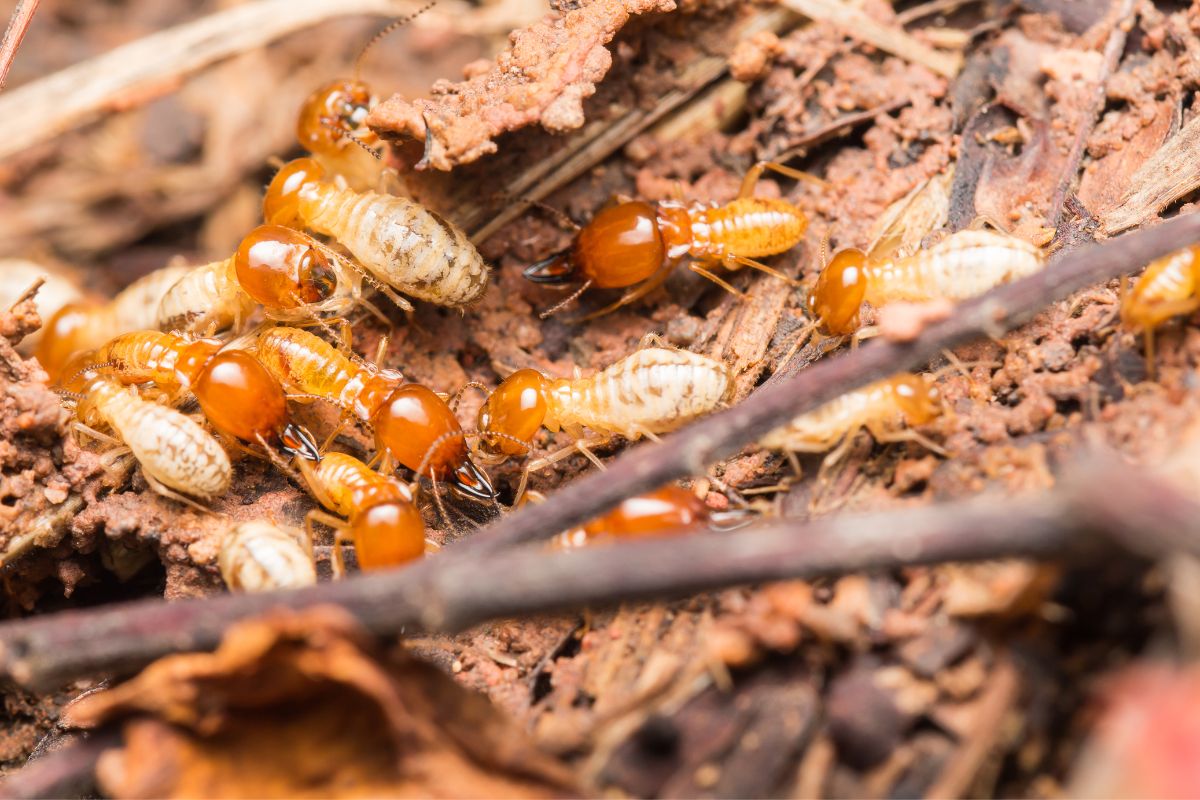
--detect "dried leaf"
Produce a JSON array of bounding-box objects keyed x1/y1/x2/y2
[
  {"x1": 368, "y1": 0, "x2": 677, "y2": 171},
  {"x1": 66, "y1": 606, "x2": 576, "y2": 799}
]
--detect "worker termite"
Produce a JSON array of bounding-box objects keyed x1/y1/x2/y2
[
  {"x1": 37, "y1": 262, "x2": 192, "y2": 382},
  {"x1": 475, "y1": 345, "x2": 734, "y2": 497},
  {"x1": 807, "y1": 229, "x2": 1044, "y2": 338},
  {"x1": 87, "y1": 330, "x2": 320, "y2": 461},
  {"x1": 63, "y1": 366, "x2": 232, "y2": 507},
  {"x1": 553, "y1": 485, "x2": 711, "y2": 549},
  {"x1": 522, "y1": 162, "x2": 816, "y2": 318},
  {"x1": 263, "y1": 157, "x2": 489, "y2": 308},
  {"x1": 219, "y1": 520, "x2": 316, "y2": 592},
  {"x1": 759, "y1": 373, "x2": 944, "y2": 469},
  {"x1": 255, "y1": 326, "x2": 494, "y2": 500},
  {"x1": 155, "y1": 224, "x2": 392, "y2": 335},
  {"x1": 298, "y1": 451, "x2": 426, "y2": 575},
  {"x1": 1120, "y1": 245, "x2": 1200, "y2": 378}
]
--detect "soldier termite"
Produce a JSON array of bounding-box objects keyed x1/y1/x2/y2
[
  {"x1": 263, "y1": 157, "x2": 489, "y2": 308},
  {"x1": 297, "y1": 451, "x2": 427, "y2": 575},
  {"x1": 62, "y1": 365, "x2": 232, "y2": 508},
  {"x1": 522, "y1": 161, "x2": 816, "y2": 319},
  {"x1": 37, "y1": 263, "x2": 192, "y2": 382},
  {"x1": 552, "y1": 485, "x2": 711, "y2": 549},
  {"x1": 86, "y1": 330, "x2": 320, "y2": 461},
  {"x1": 806, "y1": 228, "x2": 1045, "y2": 339},
  {"x1": 155, "y1": 224, "x2": 394, "y2": 336},
  {"x1": 1120, "y1": 245, "x2": 1200, "y2": 379},
  {"x1": 759, "y1": 373, "x2": 944, "y2": 471},
  {"x1": 219, "y1": 520, "x2": 317, "y2": 592},
  {"x1": 254, "y1": 326, "x2": 494, "y2": 500}
]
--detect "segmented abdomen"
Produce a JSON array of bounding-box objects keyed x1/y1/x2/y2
[
  {"x1": 691, "y1": 198, "x2": 807, "y2": 262},
  {"x1": 761, "y1": 381, "x2": 896, "y2": 451},
  {"x1": 156, "y1": 258, "x2": 255, "y2": 333},
  {"x1": 549, "y1": 348, "x2": 733, "y2": 438},
  {"x1": 94, "y1": 381, "x2": 231, "y2": 498},
  {"x1": 95, "y1": 331, "x2": 181, "y2": 385},
  {"x1": 312, "y1": 452, "x2": 411, "y2": 518},
  {"x1": 219, "y1": 521, "x2": 315, "y2": 592},
  {"x1": 303, "y1": 187, "x2": 488, "y2": 307},
  {"x1": 866, "y1": 230, "x2": 1043, "y2": 304}
]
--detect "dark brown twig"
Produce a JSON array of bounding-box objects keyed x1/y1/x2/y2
[
  {"x1": 1047, "y1": 0, "x2": 1136, "y2": 229},
  {"x1": 0, "y1": 447, "x2": 1198, "y2": 691},
  {"x1": 0, "y1": 729, "x2": 117, "y2": 800},
  {"x1": 0, "y1": 0, "x2": 38, "y2": 91}
]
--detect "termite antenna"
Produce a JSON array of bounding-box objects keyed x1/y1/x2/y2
[
  {"x1": 540, "y1": 280, "x2": 593, "y2": 319},
  {"x1": 354, "y1": 1, "x2": 438, "y2": 79},
  {"x1": 494, "y1": 191, "x2": 581, "y2": 231}
]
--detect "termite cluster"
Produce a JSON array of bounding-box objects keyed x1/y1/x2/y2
[{"x1": 9, "y1": 15, "x2": 1188, "y2": 595}]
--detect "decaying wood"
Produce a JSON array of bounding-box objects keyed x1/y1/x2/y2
[
  {"x1": 0, "y1": 0, "x2": 38, "y2": 92},
  {"x1": 463, "y1": 7, "x2": 795, "y2": 240},
  {"x1": 0, "y1": 449, "x2": 1195, "y2": 692},
  {"x1": 0, "y1": 0, "x2": 426, "y2": 162},
  {"x1": 778, "y1": 0, "x2": 962, "y2": 78},
  {"x1": 1102, "y1": 109, "x2": 1200, "y2": 233}
]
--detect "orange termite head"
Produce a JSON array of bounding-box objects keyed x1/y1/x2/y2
[
  {"x1": 263, "y1": 158, "x2": 325, "y2": 227},
  {"x1": 584, "y1": 485, "x2": 709, "y2": 540},
  {"x1": 36, "y1": 302, "x2": 96, "y2": 382},
  {"x1": 349, "y1": 500, "x2": 426, "y2": 569},
  {"x1": 372, "y1": 383, "x2": 496, "y2": 500},
  {"x1": 523, "y1": 201, "x2": 666, "y2": 290},
  {"x1": 891, "y1": 374, "x2": 942, "y2": 426},
  {"x1": 808, "y1": 248, "x2": 868, "y2": 335},
  {"x1": 476, "y1": 368, "x2": 549, "y2": 460},
  {"x1": 235, "y1": 224, "x2": 338, "y2": 310},
  {"x1": 296, "y1": 79, "x2": 376, "y2": 156},
  {"x1": 192, "y1": 349, "x2": 320, "y2": 460}
]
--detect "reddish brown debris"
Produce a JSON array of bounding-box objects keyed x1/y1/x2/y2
[{"x1": 367, "y1": 0, "x2": 677, "y2": 170}]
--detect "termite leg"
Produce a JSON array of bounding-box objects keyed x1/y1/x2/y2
[
  {"x1": 726, "y1": 254, "x2": 801, "y2": 286},
  {"x1": 71, "y1": 421, "x2": 122, "y2": 448},
  {"x1": 576, "y1": 260, "x2": 673, "y2": 321},
  {"x1": 312, "y1": 512, "x2": 353, "y2": 578},
  {"x1": 1144, "y1": 326, "x2": 1157, "y2": 382},
  {"x1": 574, "y1": 439, "x2": 606, "y2": 471},
  {"x1": 851, "y1": 325, "x2": 880, "y2": 350},
  {"x1": 739, "y1": 160, "x2": 829, "y2": 199},
  {"x1": 688, "y1": 263, "x2": 747, "y2": 300},
  {"x1": 871, "y1": 425, "x2": 948, "y2": 458},
  {"x1": 143, "y1": 472, "x2": 211, "y2": 514},
  {"x1": 296, "y1": 458, "x2": 338, "y2": 511},
  {"x1": 373, "y1": 335, "x2": 390, "y2": 366}
]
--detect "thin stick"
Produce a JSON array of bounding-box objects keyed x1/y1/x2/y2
[
  {"x1": 0, "y1": 0, "x2": 425, "y2": 162},
  {"x1": 0, "y1": 451, "x2": 1195, "y2": 691},
  {"x1": 1048, "y1": 0, "x2": 1137, "y2": 229},
  {"x1": 0, "y1": 0, "x2": 38, "y2": 92},
  {"x1": 0, "y1": 729, "x2": 118, "y2": 800},
  {"x1": 778, "y1": 0, "x2": 962, "y2": 78}
]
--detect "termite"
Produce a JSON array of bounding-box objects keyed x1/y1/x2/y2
[
  {"x1": 1120, "y1": 245, "x2": 1200, "y2": 378},
  {"x1": 87, "y1": 330, "x2": 320, "y2": 461},
  {"x1": 219, "y1": 520, "x2": 316, "y2": 592},
  {"x1": 475, "y1": 345, "x2": 734, "y2": 474},
  {"x1": 64, "y1": 366, "x2": 232, "y2": 507},
  {"x1": 807, "y1": 229, "x2": 1044, "y2": 337},
  {"x1": 255, "y1": 326, "x2": 494, "y2": 500},
  {"x1": 155, "y1": 224, "x2": 389, "y2": 335},
  {"x1": 263, "y1": 157, "x2": 488, "y2": 308},
  {"x1": 522, "y1": 162, "x2": 816, "y2": 318},
  {"x1": 293, "y1": 6, "x2": 433, "y2": 188},
  {"x1": 553, "y1": 485, "x2": 710, "y2": 549},
  {"x1": 36, "y1": 263, "x2": 192, "y2": 382},
  {"x1": 759, "y1": 373, "x2": 944, "y2": 467},
  {"x1": 298, "y1": 451, "x2": 426, "y2": 575}
]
